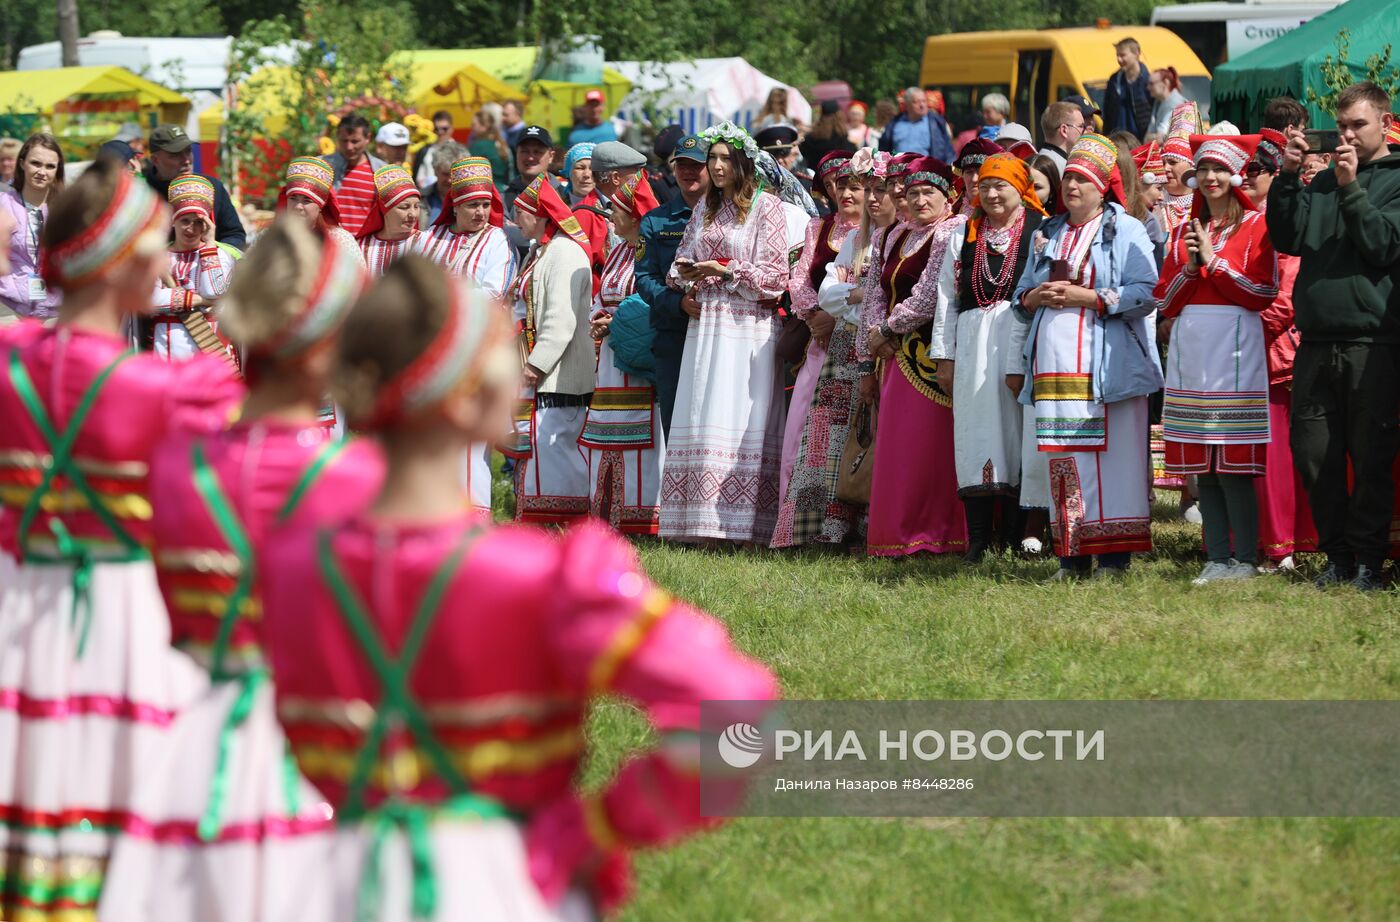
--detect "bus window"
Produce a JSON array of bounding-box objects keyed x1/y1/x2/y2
[
  {"x1": 1015, "y1": 50, "x2": 1053, "y2": 139},
  {"x1": 933, "y1": 84, "x2": 1010, "y2": 138}
]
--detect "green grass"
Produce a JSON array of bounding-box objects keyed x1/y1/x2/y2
[{"x1": 493, "y1": 470, "x2": 1400, "y2": 920}]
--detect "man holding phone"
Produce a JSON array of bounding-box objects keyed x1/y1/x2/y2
[{"x1": 1266, "y1": 82, "x2": 1400, "y2": 590}]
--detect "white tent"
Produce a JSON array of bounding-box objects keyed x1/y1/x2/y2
[{"x1": 608, "y1": 57, "x2": 813, "y2": 134}]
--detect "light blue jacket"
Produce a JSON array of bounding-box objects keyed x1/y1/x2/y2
[{"x1": 1011, "y1": 203, "x2": 1163, "y2": 406}]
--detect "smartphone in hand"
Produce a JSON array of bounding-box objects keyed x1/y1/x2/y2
[
  {"x1": 1303, "y1": 129, "x2": 1340, "y2": 154},
  {"x1": 1049, "y1": 259, "x2": 1070, "y2": 283}
]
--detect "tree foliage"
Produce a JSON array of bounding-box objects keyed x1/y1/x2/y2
[{"x1": 1305, "y1": 28, "x2": 1400, "y2": 116}]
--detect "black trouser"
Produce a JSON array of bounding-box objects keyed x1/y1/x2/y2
[
  {"x1": 1290, "y1": 341, "x2": 1400, "y2": 569},
  {"x1": 653, "y1": 342, "x2": 686, "y2": 440}
]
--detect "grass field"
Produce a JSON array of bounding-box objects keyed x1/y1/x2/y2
[{"x1": 519, "y1": 484, "x2": 1400, "y2": 921}]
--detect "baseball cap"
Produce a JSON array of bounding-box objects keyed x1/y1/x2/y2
[
  {"x1": 585, "y1": 89, "x2": 605, "y2": 104},
  {"x1": 670, "y1": 133, "x2": 707, "y2": 164},
  {"x1": 149, "y1": 124, "x2": 193, "y2": 154},
  {"x1": 376, "y1": 122, "x2": 411, "y2": 146},
  {"x1": 97, "y1": 139, "x2": 137, "y2": 166},
  {"x1": 519, "y1": 124, "x2": 554, "y2": 148},
  {"x1": 1061, "y1": 94, "x2": 1102, "y2": 121}
]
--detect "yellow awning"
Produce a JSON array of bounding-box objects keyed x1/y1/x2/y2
[
  {"x1": 197, "y1": 66, "x2": 299, "y2": 140},
  {"x1": 0, "y1": 65, "x2": 188, "y2": 115}
]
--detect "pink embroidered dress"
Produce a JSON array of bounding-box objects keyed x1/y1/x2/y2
[
  {"x1": 858, "y1": 216, "x2": 969, "y2": 557},
  {"x1": 0, "y1": 323, "x2": 242, "y2": 921},
  {"x1": 660, "y1": 193, "x2": 789, "y2": 543},
  {"x1": 772, "y1": 212, "x2": 862, "y2": 548},
  {"x1": 260, "y1": 517, "x2": 778, "y2": 920},
  {"x1": 148, "y1": 243, "x2": 239, "y2": 361},
  {"x1": 100, "y1": 423, "x2": 384, "y2": 922},
  {"x1": 580, "y1": 240, "x2": 666, "y2": 534}
]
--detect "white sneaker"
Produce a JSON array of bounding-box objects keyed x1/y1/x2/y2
[
  {"x1": 1277, "y1": 555, "x2": 1296, "y2": 571},
  {"x1": 1219, "y1": 561, "x2": 1260, "y2": 581},
  {"x1": 1021, "y1": 537, "x2": 1044, "y2": 555},
  {"x1": 1191, "y1": 561, "x2": 1233, "y2": 585},
  {"x1": 1182, "y1": 503, "x2": 1203, "y2": 525}
]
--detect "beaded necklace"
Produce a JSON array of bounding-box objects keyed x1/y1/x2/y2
[{"x1": 971, "y1": 209, "x2": 1027, "y2": 308}]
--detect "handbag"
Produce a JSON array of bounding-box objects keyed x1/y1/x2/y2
[
  {"x1": 775, "y1": 312, "x2": 811, "y2": 365},
  {"x1": 835, "y1": 397, "x2": 877, "y2": 505}
]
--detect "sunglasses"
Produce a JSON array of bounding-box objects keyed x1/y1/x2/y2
[
  {"x1": 435, "y1": 125, "x2": 453, "y2": 134},
  {"x1": 1244, "y1": 162, "x2": 1274, "y2": 178}
]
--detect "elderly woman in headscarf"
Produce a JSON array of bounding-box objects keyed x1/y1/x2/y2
[
  {"x1": 931, "y1": 152, "x2": 1048, "y2": 563},
  {"x1": 858, "y1": 156, "x2": 969, "y2": 558},
  {"x1": 564, "y1": 142, "x2": 595, "y2": 206}
]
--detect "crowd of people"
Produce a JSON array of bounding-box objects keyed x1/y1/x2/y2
[{"x1": 0, "y1": 47, "x2": 1398, "y2": 919}]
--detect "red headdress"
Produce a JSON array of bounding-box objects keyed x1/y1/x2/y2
[
  {"x1": 1187, "y1": 134, "x2": 1262, "y2": 218},
  {"x1": 277, "y1": 157, "x2": 343, "y2": 228},
  {"x1": 611, "y1": 172, "x2": 660, "y2": 223},
  {"x1": 515, "y1": 175, "x2": 590, "y2": 251},
  {"x1": 355, "y1": 164, "x2": 420, "y2": 242},
  {"x1": 433, "y1": 156, "x2": 504, "y2": 230}
]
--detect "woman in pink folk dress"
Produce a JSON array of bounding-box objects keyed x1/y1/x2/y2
[
  {"x1": 771, "y1": 152, "x2": 867, "y2": 549},
  {"x1": 258, "y1": 255, "x2": 778, "y2": 921},
  {"x1": 357, "y1": 164, "x2": 422, "y2": 278},
  {"x1": 857, "y1": 156, "x2": 969, "y2": 557},
  {"x1": 661, "y1": 123, "x2": 789, "y2": 545},
  {"x1": 0, "y1": 161, "x2": 243, "y2": 921},
  {"x1": 100, "y1": 219, "x2": 385, "y2": 922},
  {"x1": 580, "y1": 172, "x2": 667, "y2": 534},
  {"x1": 148, "y1": 174, "x2": 239, "y2": 362}
]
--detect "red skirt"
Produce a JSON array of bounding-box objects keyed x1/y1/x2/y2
[{"x1": 1254, "y1": 384, "x2": 1316, "y2": 561}]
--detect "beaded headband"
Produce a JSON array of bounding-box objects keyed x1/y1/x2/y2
[
  {"x1": 364, "y1": 278, "x2": 495, "y2": 428},
  {"x1": 40, "y1": 170, "x2": 167, "y2": 289},
  {"x1": 285, "y1": 157, "x2": 335, "y2": 206},
  {"x1": 258, "y1": 233, "x2": 367, "y2": 360},
  {"x1": 450, "y1": 156, "x2": 495, "y2": 204},
  {"x1": 169, "y1": 174, "x2": 215, "y2": 224},
  {"x1": 905, "y1": 171, "x2": 951, "y2": 195},
  {"x1": 373, "y1": 164, "x2": 419, "y2": 210}
]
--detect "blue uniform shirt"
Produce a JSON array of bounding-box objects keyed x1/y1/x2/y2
[{"x1": 636, "y1": 195, "x2": 694, "y2": 350}]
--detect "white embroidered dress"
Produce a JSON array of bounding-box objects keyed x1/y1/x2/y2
[{"x1": 660, "y1": 194, "x2": 789, "y2": 543}]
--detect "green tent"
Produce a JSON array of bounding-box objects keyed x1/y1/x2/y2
[{"x1": 1212, "y1": 0, "x2": 1400, "y2": 130}]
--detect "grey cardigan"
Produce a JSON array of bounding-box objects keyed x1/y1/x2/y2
[
  {"x1": 526, "y1": 238, "x2": 596, "y2": 395},
  {"x1": 326, "y1": 151, "x2": 387, "y2": 187}
]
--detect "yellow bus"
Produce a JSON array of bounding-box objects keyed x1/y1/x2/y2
[{"x1": 919, "y1": 24, "x2": 1212, "y2": 143}]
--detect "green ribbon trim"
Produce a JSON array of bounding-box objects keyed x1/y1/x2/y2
[
  {"x1": 316, "y1": 524, "x2": 493, "y2": 921},
  {"x1": 0, "y1": 865, "x2": 105, "y2": 907},
  {"x1": 356, "y1": 794, "x2": 513, "y2": 922},
  {"x1": 7, "y1": 347, "x2": 143, "y2": 657},
  {"x1": 186, "y1": 433, "x2": 352, "y2": 841},
  {"x1": 276, "y1": 437, "x2": 350, "y2": 525}
]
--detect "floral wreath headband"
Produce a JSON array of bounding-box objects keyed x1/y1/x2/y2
[{"x1": 699, "y1": 121, "x2": 760, "y2": 159}]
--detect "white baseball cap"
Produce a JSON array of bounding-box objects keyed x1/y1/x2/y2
[{"x1": 376, "y1": 122, "x2": 411, "y2": 146}]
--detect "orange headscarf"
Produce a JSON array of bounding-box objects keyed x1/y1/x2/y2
[{"x1": 968, "y1": 152, "x2": 1047, "y2": 241}]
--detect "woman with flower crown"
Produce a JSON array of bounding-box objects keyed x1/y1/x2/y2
[
  {"x1": 0, "y1": 160, "x2": 243, "y2": 920},
  {"x1": 662, "y1": 122, "x2": 789, "y2": 546}
]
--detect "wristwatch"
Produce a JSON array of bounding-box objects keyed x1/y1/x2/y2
[
  {"x1": 878, "y1": 322, "x2": 895, "y2": 341},
  {"x1": 721, "y1": 266, "x2": 734, "y2": 282}
]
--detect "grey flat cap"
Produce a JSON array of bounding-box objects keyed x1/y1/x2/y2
[{"x1": 591, "y1": 141, "x2": 647, "y2": 173}]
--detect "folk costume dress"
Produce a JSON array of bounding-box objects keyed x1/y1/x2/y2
[
  {"x1": 99, "y1": 239, "x2": 383, "y2": 922},
  {"x1": 776, "y1": 151, "x2": 854, "y2": 506},
  {"x1": 932, "y1": 158, "x2": 1046, "y2": 502},
  {"x1": 277, "y1": 156, "x2": 367, "y2": 272},
  {"x1": 661, "y1": 190, "x2": 789, "y2": 543},
  {"x1": 260, "y1": 515, "x2": 778, "y2": 922},
  {"x1": 1155, "y1": 143, "x2": 1278, "y2": 482},
  {"x1": 358, "y1": 165, "x2": 422, "y2": 278},
  {"x1": 772, "y1": 155, "x2": 862, "y2": 547},
  {"x1": 0, "y1": 174, "x2": 244, "y2": 921},
  {"x1": 414, "y1": 157, "x2": 517, "y2": 517},
  {"x1": 148, "y1": 176, "x2": 239, "y2": 363},
  {"x1": 507, "y1": 176, "x2": 596, "y2": 526},
  {"x1": 580, "y1": 175, "x2": 666, "y2": 534},
  {"x1": 859, "y1": 202, "x2": 968, "y2": 558}
]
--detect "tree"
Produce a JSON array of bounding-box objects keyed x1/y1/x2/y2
[
  {"x1": 223, "y1": 0, "x2": 418, "y2": 203},
  {"x1": 55, "y1": 0, "x2": 79, "y2": 66},
  {"x1": 1306, "y1": 28, "x2": 1400, "y2": 116}
]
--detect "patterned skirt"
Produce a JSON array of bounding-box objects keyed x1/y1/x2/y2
[
  {"x1": 0, "y1": 554, "x2": 207, "y2": 921},
  {"x1": 771, "y1": 322, "x2": 863, "y2": 548}
]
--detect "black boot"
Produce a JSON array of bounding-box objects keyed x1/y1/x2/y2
[{"x1": 962, "y1": 496, "x2": 995, "y2": 564}]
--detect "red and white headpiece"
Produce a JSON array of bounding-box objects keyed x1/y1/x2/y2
[
  {"x1": 40, "y1": 170, "x2": 168, "y2": 289},
  {"x1": 255, "y1": 230, "x2": 368, "y2": 362},
  {"x1": 1187, "y1": 134, "x2": 1262, "y2": 214},
  {"x1": 169, "y1": 174, "x2": 216, "y2": 225}
]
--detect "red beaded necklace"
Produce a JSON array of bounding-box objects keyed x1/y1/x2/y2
[{"x1": 971, "y1": 209, "x2": 1027, "y2": 308}]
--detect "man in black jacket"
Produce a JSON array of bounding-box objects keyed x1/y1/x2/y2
[
  {"x1": 142, "y1": 125, "x2": 246, "y2": 250},
  {"x1": 1266, "y1": 82, "x2": 1400, "y2": 591}
]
